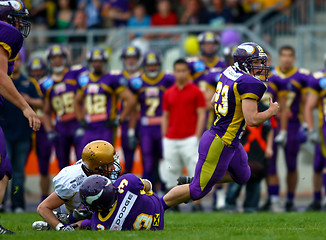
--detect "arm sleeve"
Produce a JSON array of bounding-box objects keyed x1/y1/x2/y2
[{"x1": 237, "y1": 77, "x2": 267, "y2": 102}]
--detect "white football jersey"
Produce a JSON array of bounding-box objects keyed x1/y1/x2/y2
[{"x1": 53, "y1": 160, "x2": 87, "y2": 214}]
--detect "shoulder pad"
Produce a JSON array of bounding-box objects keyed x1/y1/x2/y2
[
  {"x1": 313, "y1": 71, "x2": 325, "y2": 79},
  {"x1": 186, "y1": 56, "x2": 199, "y2": 62},
  {"x1": 298, "y1": 68, "x2": 310, "y2": 75},
  {"x1": 110, "y1": 70, "x2": 122, "y2": 75},
  {"x1": 210, "y1": 67, "x2": 222, "y2": 73},
  {"x1": 70, "y1": 65, "x2": 84, "y2": 71},
  {"x1": 130, "y1": 77, "x2": 143, "y2": 90}
]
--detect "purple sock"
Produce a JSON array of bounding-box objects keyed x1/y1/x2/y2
[
  {"x1": 268, "y1": 185, "x2": 279, "y2": 197},
  {"x1": 323, "y1": 173, "x2": 326, "y2": 195},
  {"x1": 160, "y1": 197, "x2": 170, "y2": 211},
  {"x1": 287, "y1": 192, "x2": 294, "y2": 202},
  {"x1": 314, "y1": 191, "x2": 321, "y2": 202}
]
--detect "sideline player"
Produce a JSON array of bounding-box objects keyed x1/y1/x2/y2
[
  {"x1": 33, "y1": 140, "x2": 121, "y2": 231},
  {"x1": 0, "y1": 0, "x2": 40, "y2": 234},
  {"x1": 76, "y1": 173, "x2": 164, "y2": 231},
  {"x1": 160, "y1": 42, "x2": 279, "y2": 209},
  {"x1": 27, "y1": 56, "x2": 53, "y2": 202},
  {"x1": 41, "y1": 44, "x2": 86, "y2": 169},
  {"x1": 128, "y1": 50, "x2": 175, "y2": 187},
  {"x1": 74, "y1": 47, "x2": 136, "y2": 148}
]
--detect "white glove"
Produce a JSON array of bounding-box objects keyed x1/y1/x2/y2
[{"x1": 275, "y1": 130, "x2": 287, "y2": 147}]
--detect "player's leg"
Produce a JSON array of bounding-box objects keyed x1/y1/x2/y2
[
  {"x1": 261, "y1": 141, "x2": 281, "y2": 212},
  {"x1": 306, "y1": 143, "x2": 323, "y2": 211},
  {"x1": 162, "y1": 130, "x2": 235, "y2": 208},
  {"x1": 180, "y1": 136, "x2": 203, "y2": 211},
  {"x1": 121, "y1": 121, "x2": 136, "y2": 173},
  {"x1": 284, "y1": 123, "x2": 300, "y2": 211},
  {"x1": 7, "y1": 139, "x2": 30, "y2": 212},
  {"x1": 54, "y1": 130, "x2": 71, "y2": 170},
  {"x1": 140, "y1": 133, "x2": 156, "y2": 184},
  {"x1": 36, "y1": 127, "x2": 52, "y2": 202},
  {"x1": 71, "y1": 121, "x2": 83, "y2": 160}
]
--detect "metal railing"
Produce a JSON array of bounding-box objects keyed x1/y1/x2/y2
[{"x1": 26, "y1": 25, "x2": 278, "y2": 71}]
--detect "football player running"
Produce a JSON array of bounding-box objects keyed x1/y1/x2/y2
[
  {"x1": 160, "y1": 42, "x2": 279, "y2": 210},
  {"x1": 75, "y1": 173, "x2": 164, "y2": 231},
  {"x1": 33, "y1": 140, "x2": 121, "y2": 231},
  {"x1": 0, "y1": 0, "x2": 40, "y2": 234}
]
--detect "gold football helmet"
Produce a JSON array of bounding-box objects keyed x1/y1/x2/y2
[{"x1": 81, "y1": 140, "x2": 121, "y2": 180}]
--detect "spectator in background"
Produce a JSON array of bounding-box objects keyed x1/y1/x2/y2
[
  {"x1": 127, "y1": 2, "x2": 151, "y2": 39},
  {"x1": 55, "y1": 0, "x2": 75, "y2": 43},
  {"x1": 68, "y1": 9, "x2": 88, "y2": 64},
  {"x1": 102, "y1": 0, "x2": 131, "y2": 27},
  {"x1": 226, "y1": 0, "x2": 248, "y2": 23},
  {"x1": 180, "y1": 0, "x2": 210, "y2": 25},
  {"x1": 0, "y1": 55, "x2": 43, "y2": 213},
  {"x1": 78, "y1": 0, "x2": 103, "y2": 29},
  {"x1": 152, "y1": 0, "x2": 178, "y2": 26},
  {"x1": 209, "y1": 0, "x2": 234, "y2": 27}
]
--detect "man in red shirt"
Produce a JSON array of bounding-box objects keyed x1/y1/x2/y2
[
  {"x1": 151, "y1": 0, "x2": 178, "y2": 26},
  {"x1": 160, "y1": 58, "x2": 206, "y2": 211}
]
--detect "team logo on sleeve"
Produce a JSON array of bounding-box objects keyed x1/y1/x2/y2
[
  {"x1": 194, "y1": 61, "x2": 205, "y2": 72},
  {"x1": 130, "y1": 77, "x2": 142, "y2": 90},
  {"x1": 319, "y1": 77, "x2": 326, "y2": 89},
  {"x1": 78, "y1": 74, "x2": 90, "y2": 87},
  {"x1": 42, "y1": 77, "x2": 54, "y2": 90},
  {"x1": 119, "y1": 77, "x2": 127, "y2": 86}
]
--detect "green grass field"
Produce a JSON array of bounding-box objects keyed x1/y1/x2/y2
[{"x1": 1, "y1": 211, "x2": 326, "y2": 240}]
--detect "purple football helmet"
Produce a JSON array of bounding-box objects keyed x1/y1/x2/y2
[
  {"x1": 233, "y1": 42, "x2": 269, "y2": 81},
  {"x1": 46, "y1": 44, "x2": 68, "y2": 60},
  {"x1": 27, "y1": 56, "x2": 47, "y2": 79},
  {"x1": 197, "y1": 31, "x2": 220, "y2": 57},
  {"x1": 120, "y1": 45, "x2": 142, "y2": 72},
  {"x1": 86, "y1": 47, "x2": 108, "y2": 62},
  {"x1": 79, "y1": 175, "x2": 117, "y2": 211},
  {"x1": 0, "y1": 0, "x2": 31, "y2": 38},
  {"x1": 142, "y1": 50, "x2": 162, "y2": 78}
]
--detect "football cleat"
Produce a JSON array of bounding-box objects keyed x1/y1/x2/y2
[
  {"x1": 32, "y1": 221, "x2": 51, "y2": 231},
  {"x1": 305, "y1": 201, "x2": 322, "y2": 212},
  {"x1": 0, "y1": 225, "x2": 14, "y2": 234},
  {"x1": 177, "y1": 176, "x2": 193, "y2": 185}
]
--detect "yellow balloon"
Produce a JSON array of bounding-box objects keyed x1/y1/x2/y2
[{"x1": 184, "y1": 35, "x2": 200, "y2": 56}]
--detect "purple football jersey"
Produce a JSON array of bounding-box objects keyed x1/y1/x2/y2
[
  {"x1": 266, "y1": 73, "x2": 288, "y2": 101},
  {"x1": 211, "y1": 66, "x2": 266, "y2": 147},
  {"x1": 0, "y1": 21, "x2": 23, "y2": 76},
  {"x1": 309, "y1": 70, "x2": 326, "y2": 127},
  {"x1": 89, "y1": 173, "x2": 164, "y2": 231},
  {"x1": 77, "y1": 71, "x2": 127, "y2": 126},
  {"x1": 274, "y1": 66, "x2": 312, "y2": 123},
  {"x1": 128, "y1": 72, "x2": 175, "y2": 133},
  {"x1": 187, "y1": 56, "x2": 226, "y2": 85},
  {"x1": 41, "y1": 66, "x2": 87, "y2": 123}
]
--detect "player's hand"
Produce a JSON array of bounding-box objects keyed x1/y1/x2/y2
[
  {"x1": 104, "y1": 116, "x2": 120, "y2": 129},
  {"x1": 128, "y1": 129, "x2": 137, "y2": 150},
  {"x1": 307, "y1": 130, "x2": 320, "y2": 144},
  {"x1": 275, "y1": 130, "x2": 287, "y2": 147},
  {"x1": 72, "y1": 209, "x2": 93, "y2": 221},
  {"x1": 265, "y1": 147, "x2": 274, "y2": 159},
  {"x1": 268, "y1": 97, "x2": 279, "y2": 116},
  {"x1": 59, "y1": 224, "x2": 78, "y2": 231},
  {"x1": 22, "y1": 106, "x2": 40, "y2": 131}
]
